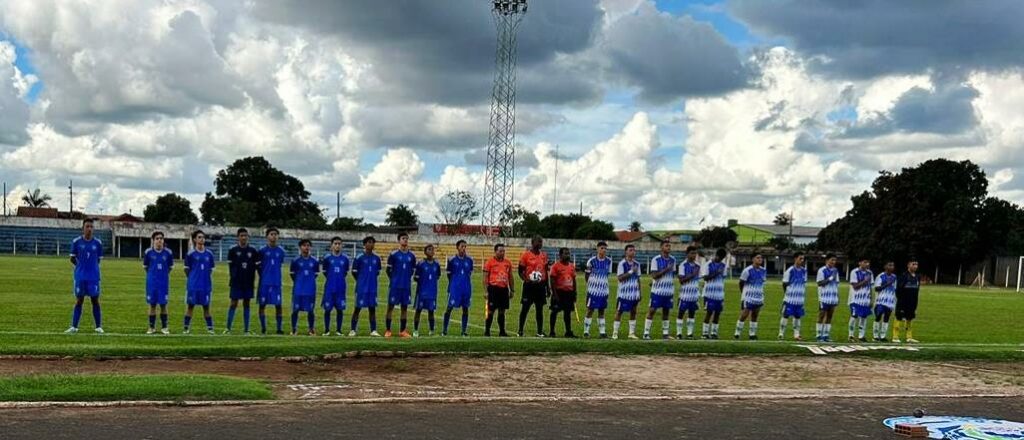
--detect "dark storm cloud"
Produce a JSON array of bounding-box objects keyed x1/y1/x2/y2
[{"x1": 841, "y1": 79, "x2": 980, "y2": 138}]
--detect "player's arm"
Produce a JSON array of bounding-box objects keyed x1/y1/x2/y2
[
  {"x1": 482, "y1": 261, "x2": 490, "y2": 292},
  {"x1": 350, "y1": 258, "x2": 360, "y2": 281},
  {"x1": 183, "y1": 255, "x2": 191, "y2": 277},
  {"x1": 571, "y1": 267, "x2": 577, "y2": 293},
  {"x1": 142, "y1": 252, "x2": 150, "y2": 272},
  {"x1": 507, "y1": 264, "x2": 515, "y2": 296},
  {"x1": 386, "y1": 253, "x2": 395, "y2": 279},
  {"x1": 69, "y1": 240, "x2": 78, "y2": 265},
  {"x1": 446, "y1": 258, "x2": 454, "y2": 280},
  {"x1": 616, "y1": 262, "x2": 630, "y2": 282},
  {"x1": 518, "y1": 259, "x2": 528, "y2": 282},
  {"x1": 650, "y1": 258, "x2": 671, "y2": 279},
  {"x1": 816, "y1": 270, "x2": 830, "y2": 287},
  {"x1": 290, "y1": 259, "x2": 298, "y2": 281},
  {"x1": 738, "y1": 268, "x2": 748, "y2": 292},
  {"x1": 679, "y1": 264, "x2": 697, "y2": 283},
  {"x1": 584, "y1": 259, "x2": 592, "y2": 283}
]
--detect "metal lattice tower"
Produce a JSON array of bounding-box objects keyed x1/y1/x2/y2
[{"x1": 481, "y1": 0, "x2": 527, "y2": 234}]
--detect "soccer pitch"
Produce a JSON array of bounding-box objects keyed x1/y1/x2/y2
[{"x1": 0, "y1": 255, "x2": 1020, "y2": 359}]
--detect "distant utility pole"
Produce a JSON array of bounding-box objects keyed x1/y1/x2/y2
[
  {"x1": 68, "y1": 180, "x2": 73, "y2": 214},
  {"x1": 2, "y1": 181, "x2": 6, "y2": 216},
  {"x1": 552, "y1": 144, "x2": 559, "y2": 214},
  {"x1": 336, "y1": 192, "x2": 341, "y2": 220}
]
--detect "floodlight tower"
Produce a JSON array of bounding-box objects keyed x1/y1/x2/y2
[{"x1": 481, "y1": 0, "x2": 527, "y2": 235}]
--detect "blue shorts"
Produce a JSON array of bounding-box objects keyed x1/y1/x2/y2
[
  {"x1": 187, "y1": 290, "x2": 211, "y2": 307},
  {"x1": 586, "y1": 294, "x2": 608, "y2": 311},
  {"x1": 678, "y1": 300, "x2": 699, "y2": 313},
  {"x1": 74, "y1": 280, "x2": 100, "y2": 298},
  {"x1": 741, "y1": 301, "x2": 763, "y2": 311},
  {"x1": 617, "y1": 297, "x2": 640, "y2": 313},
  {"x1": 873, "y1": 304, "x2": 892, "y2": 317},
  {"x1": 258, "y1": 285, "x2": 282, "y2": 306},
  {"x1": 781, "y1": 302, "x2": 805, "y2": 318},
  {"x1": 146, "y1": 288, "x2": 168, "y2": 306},
  {"x1": 819, "y1": 302, "x2": 838, "y2": 311},
  {"x1": 649, "y1": 295, "x2": 673, "y2": 310},
  {"x1": 355, "y1": 291, "x2": 378, "y2": 308},
  {"x1": 230, "y1": 287, "x2": 255, "y2": 300},
  {"x1": 703, "y1": 298, "x2": 723, "y2": 313},
  {"x1": 849, "y1": 303, "x2": 872, "y2": 318},
  {"x1": 322, "y1": 290, "x2": 347, "y2": 310},
  {"x1": 293, "y1": 295, "x2": 316, "y2": 313},
  {"x1": 389, "y1": 287, "x2": 412, "y2": 307},
  {"x1": 448, "y1": 290, "x2": 471, "y2": 309},
  {"x1": 415, "y1": 295, "x2": 437, "y2": 312}
]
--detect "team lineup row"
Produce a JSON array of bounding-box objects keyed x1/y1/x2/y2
[{"x1": 63, "y1": 219, "x2": 924, "y2": 343}]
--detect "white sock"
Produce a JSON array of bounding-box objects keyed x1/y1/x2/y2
[
  {"x1": 613, "y1": 320, "x2": 621, "y2": 336},
  {"x1": 735, "y1": 320, "x2": 744, "y2": 336},
  {"x1": 750, "y1": 321, "x2": 758, "y2": 336},
  {"x1": 779, "y1": 318, "x2": 788, "y2": 336},
  {"x1": 816, "y1": 323, "x2": 823, "y2": 338},
  {"x1": 711, "y1": 323, "x2": 719, "y2": 335},
  {"x1": 643, "y1": 319, "x2": 653, "y2": 335},
  {"x1": 848, "y1": 317, "x2": 857, "y2": 337},
  {"x1": 825, "y1": 323, "x2": 832, "y2": 337},
  {"x1": 662, "y1": 320, "x2": 670, "y2": 336},
  {"x1": 676, "y1": 318, "x2": 684, "y2": 335},
  {"x1": 702, "y1": 322, "x2": 710, "y2": 335},
  {"x1": 872, "y1": 320, "x2": 879, "y2": 339},
  {"x1": 793, "y1": 318, "x2": 801, "y2": 338},
  {"x1": 584, "y1": 317, "x2": 592, "y2": 334},
  {"x1": 858, "y1": 318, "x2": 867, "y2": 338},
  {"x1": 599, "y1": 318, "x2": 606, "y2": 334},
  {"x1": 628, "y1": 320, "x2": 636, "y2": 335},
  {"x1": 686, "y1": 318, "x2": 695, "y2": 336}
]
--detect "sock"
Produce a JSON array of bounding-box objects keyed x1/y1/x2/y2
[
  {"x1": 148, "y1": 315, "x2": 156, "y2": 329},
  {"x1": 351, "y1": 312, "x2": 359, "y2": 332},
  {"x1": 324, "y1": 310, "x2": 332, "y2": 333},
  {"x1": 400, "y1": 318, "x2": 407, "y2": 332},
  {"x1": 369, "y1": 315, "x2": 377, "y2": 332},
  {"x1": 613, "y1": 320, "x2": 621, "y2": 336},
  {"x1": 276, "y1": 314, "x2": 283, "y2": 333},
  {"x1": 815, "y1": 323, "x2": 822, "y2": 338},
  {"x1": 183, "y1": 315, "x2": 192, "y2": 329},
  {"x1": 676, "y1": 318, "x2": 684, "y2": 335},
  {"x1": 336, "y1": 311, "x2": 344, "y2": 333},
  {"x1": 872, "y1": 320, "x2": 880, "y2": 339},
  {"x1": 386, "y1": 318, "x2": 393, "y2": 332},
  {"x1": 518, "y1": 306, "x2": 529, "y2": 334},
  {"x1": 711, "y1": 323, "x2": 720, "y2": 335},
  {"x1": 584, "y1": 317, "x2": 592, "y2": 334},
  {"x1": 598, "y1": 318, "x2": 606, "y2": 335},
  {"x1": 893, "y1": 320, "x2": 902, "y2": 339},
  {"x1": 414, "y1": 315, "x2": 421, "y2": 332},
  {"x1": 535, "y1": 307, "x2": 544, "y2": 335},
  {"x1": 750, "y1": 322, "x2": 758, "y2": 336},
  {"x1": 160, "y1": 314, "x2": 168, "y2": 329},
  {"x1": 662, "y1": 320, "x2": 670, "y2": 336},
  {"x1": 628, "y1": 319, "x2": 636, "y2": 335},
  {"x1": 91, "y1": 302, "x2": 102, "y2": 328},
  {"x1": 702, "y1": 322, "x2": 710, "y2": 335},
  {"x1": 686, "y1": 318, "x2": 695, "y2": 336},
  {"x1": 71, "y1": 303, "x2": 83, "y2": 328},
  {"x1": 461, "y1": 311, "x2": 469, "y2": 335},
  {"x1": 497, "y1": 311, "x2": 506, "y2": 334},
  {"x1": 549, "y1": 312, "x2": 558, "y2": 335},
  {"x1": 735, "y1": 320, "x2": 744, "y2": 336},
  {"x1": 428, "y1": 314, "x2": 436, "y2": 332},
  {"x1": 858, "y1": 318, "x2": 867, "y2": 338},
  {"x1": 259, "y1": 314, "x2": 267, "y2": 333},
  {"x1": 243, "y1": 305, "x2": 251, "y2": 332},
  {"x1": 226, "y1": 307, "x2": 236, "y2": 331},
  {"x1": 824, "y1": 323, "x2": 831, "y2": 338},
  {"x1": 204, "y1": 316, "x2": 213, "y2": 330},
  {"x1": 308, "y1": 312, "x2": 315, "y2": 332},
  {"x1": 882, "y1": 321, "x2": 889, "y2": 338},
  {"x1": 793, "y1": 318, "x2": 801, "y2": 338},
  {"x1": 643, "y1": 319, "x2": 653, "y2": 336},
  {"x1": 906, "y1": 321, "x2": 914, "y2": 340},
  {"x1": 443, "y1": 309, "x2": 453, "y2": 334},
  {"x1": 779, "y1": 318, "x2": 787, "y2": 336},
  {"x1": 563, "y1": 310, "x2": 572, "y2": 334},
  {"x1": 291, "y1": 311, "x2": 299, "y2": 333}
]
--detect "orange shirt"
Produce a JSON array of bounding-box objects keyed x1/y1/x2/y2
[
  {"x1": 519, "y1": 250, "x2": 549, "y2": 281},
  {"x1": 549, "y1": 260, "x2": 576, "y2": 292},
  {"x1": 484, "y1": 257, "x2": 513, "y2": 288}
]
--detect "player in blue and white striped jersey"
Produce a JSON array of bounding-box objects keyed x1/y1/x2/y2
[
  {"x1": 644, "y1": 242, "x2": 676, "y2": 340},
  {"x1": 701, "y1": 248, "x2": 729, "y2": 339},
  {"x1": 583, "y1": 242, "x2": 613, "y2": 338},
  {"x1": 847, "y1": 258, "x2": 873, "y2": 342},
  {"x1": 872, "y1": 261, "x2": 898, "y2": 342},
  {"x1": 612, "y1": 245, "x2": 642, "y2": 340},
  {"x1": 734, "y1": 253, "x2": 767, "y2": 340},
  {"x1": 778, "y1": 252, "x2": 807, "y2": 341},
  {"x1": 675, "y1": 246, "x2": 701, "y2": 339},
  {"x1": 815, "y1": 254, "x2": 841, "y2": 342}
]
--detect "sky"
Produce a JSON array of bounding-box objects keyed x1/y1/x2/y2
[{"x1": 1, "y1": 0, "x2": 1022, "y2": 230}]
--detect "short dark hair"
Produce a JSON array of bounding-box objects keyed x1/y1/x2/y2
[
  {"x1": 752, "y1": 252, "x2": 764, "y2": 258},
  {"x1": 907, "y1": 257, "x2": 918, "y2": 263},
  {"x1": 397, "y1": 232, "x2": 409, "y2": 240},
  {"x1": 330, "y1": 236, "x2": 343, "y2": 244},
  {"x1": 151, "y1": 231, "x2": 164, "y2": 240},
  {"x1": 825, "y1": 253, "x2": 837, "y2": 260},
  {"x1": 531, "y1": 235, "x2": 543, "y2": 243},
  {"x1": 559, "y1": 247, "x2": 570, "y2": 254},
  {"x1": 793, "y1": 252, "x2": 805, "y2": 259},
  {"x1": 596, "y1": 241, "x2": 607, "y2": 248},
  {"x1": 191, "y1": 230, "x2": 205, "y2": 240},
  {"x1": 661, "y1": 240, "x2": 671, "y2": 246},
  {"x1": 686, "y1": 246, "x2": 697, "y2": 253},
  {"x1": 237, "y1": 228, "x2": 249, "y2": 236},
  {"x1": 82, "y1": 218, "x2": 94, "y2": 227},
  {"x1": 424, "y1": 244, "x2": 435, "y2": 251},
  {"x1": 298, "y1": 239, "x2": 312, "y2": 247},
  {"x1": 625, "y1": 244, "x2": 636, "y2": 251},
  {"x1": 362, "y1": 236, "x2": 376, "y2": 245},
  {"x1": 493, "y1": 243, "x2": 505, "y2": 251},
  {"x1": 456, "y1": 239, "x2": 467, "y2": 247},
  {"x1": 265, "y1": 227, "x2": 279, "y2": 236},
  {"x1": 715, "y1": 248, "x2": 727, "y2": 259},
  {"x1": 859, "y1": 257, "x2": 870, "y2": 263}
]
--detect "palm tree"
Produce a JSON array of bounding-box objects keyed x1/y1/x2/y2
[{"x1": 21, "y1": 188, "x2": 52, "y2": 208}]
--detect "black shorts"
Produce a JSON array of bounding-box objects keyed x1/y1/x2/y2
[
  {"x1": 895, "y1": 291, "x2": 919, "y2": 320},
  {"x1": 521, "y1": 282, "x2": 547, "y2": 306},
  {"x1": 487, "y1": 285, "x2": 511, "y2": 310},
  {"x1": 550, "y1": 289, "x2": 577, "y2": 312}
]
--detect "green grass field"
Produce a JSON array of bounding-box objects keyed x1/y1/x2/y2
[
  {"x1": 0, "y1": 255, "x2": 1020, "y2": 360},
  {"x1": 0, "y1": 374, "x2": 272, "y2": 401}
]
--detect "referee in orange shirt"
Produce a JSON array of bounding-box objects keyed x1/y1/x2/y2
[
  {"x1": 483, "y1": 243, "x2": 514, "y2": 337},
  {"x1": 518, "y1": 235, "x2": 549, "y2": 337}
]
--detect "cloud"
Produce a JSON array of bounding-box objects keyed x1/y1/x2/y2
[
  {"x1": 842, "y1": 77, "x2": 981, "y2": 138},
  {"x1": 463, "y1": 145, "x2": 539, "y2": 169},
  {"x1": 0, "y1": 41, "x2": 29, "y2": 145}
]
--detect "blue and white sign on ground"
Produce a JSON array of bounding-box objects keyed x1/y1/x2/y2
[{"x1": 883, "y1": 416, "x2": 1024, "y2": 439}]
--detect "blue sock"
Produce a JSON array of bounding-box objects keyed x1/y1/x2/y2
[
  {"x1": 242, "y1": 306, "x2": 251, "y2": 332},
  {"x1": 259, "y1": 314, "x2": 267, "y2": 333},
  {"x1": 443, "y1": 309, "x2": 453, "y2": 334},
  {"x1": 307, "y1": 312, "x2": 315, "y2": 333},
  {"x1": 370, "y1": 315, "x2": 377, "y2": 332},
  {"x1": 461, "y1": 309, "x2": 469, "y2": 334},
  {"x1": 204, "y1": 316, "x2": 213, "y2": 330},
  {"x1": 429, "y1": 314, "x2": 436, "y2": 332},
  {"x1": 184, "y1": 315, "x2": 192, "y2": 329},
  {"x1": 336, "y1": 311, "x2": 344, "y2": 333},
  {"x1": 148, "y1": 315, "x2": 156, "y2": 329},
  {"x1": 386, "y1": 318, "x2": 392, "y2": 331},
  {"x1": 71, "y1": 303, "x2": 83, "y2": 328},
  {"x1": 91, "y1": 302, "x2": 102, "y2": 328},
  {"x1": 160, "y1": 314, "x2": 168, "y2": 329},
  {"x1": 351, "y1": 310, "x2": 359, "y2": 331},
  {"x1": 324, "y1": 309, "x2": 332, "y2": 332},
  {"x1": 400, "y1": 318, "x2": 407, "y2": 332},
  {"x1": 291, "y1": 311, "x2": 299, "y2": 333},
  {"x1": 276, "y1": 314, "x2": 283, "y2": 333},
  {"x1": 226, "y1": 307, "x2": 236, "y2": 331}
]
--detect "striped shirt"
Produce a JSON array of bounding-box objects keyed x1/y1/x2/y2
[
  {"x1": 616, "y1": 259, "x2": 642, "y2": 301},
  {"x1": 816, "y1": 266, "x2": 841, "y2": 306},
  {"x1": 739, "y1": 265, "x2": 767, "y2": 305},
  {"x1": 848, "y1": 268, "x2": 874, "y2": 306},
  {"x1": 678, "y1": 260, "x2": 701, "y2": 303},
  {"x1": 649, "y1": 255, "x2": 677, "y2": 297},
  {"x1": 781, "y1": 265, "x2": 807, "y2": 305},
  {"x1": 701, "y1": 261, "x2": 727, "y2": 301},
  {"x1": 585, "y1": 256, "x2": 612, "y2": 297},
  {"x1": 873, "y1": 272, "x2": 898, "y2": 309}
]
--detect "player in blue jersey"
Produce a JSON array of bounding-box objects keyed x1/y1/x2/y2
[
  {"x1": 143, "y1": 231, "x2": 174, "y2": 334},
  {"x1": 779, "y1": 252, "x2": 807, "y2": 341},
  {"x1": 700, "y1": 248, "x2": 728, "y2": 339},
  {"x1": 612, "y1": 244, "x2": 642, "y2": 340},
  {"x1": 66, "y1": 218, "x2": 104, "y2": 334},
  {"x1": 183, "y1": 230, "x2": 215, "y2": 334},
  {"x1": 443, "y1": 240, "x2": 474, "y2": 337},
  {"x1": 413, "y1": 244, "x2": 441, "y2": 337},
  {"x1": 290, "y1": 239, "x2": 318, "y2": 335},
  {"x1": 847, "y1": 258, "x2": 873, "y2": 342},
  {"x1": 225, "y1": 228, "x2": 259, "y2": 334},
  {"x1": 583, "y1": 242, "x2": 612, "y2": 338},
  {"x1": 321, "y1": 237, "x2": 350, "y2": 336},
  {"x1": 350, "y1": 236, "x2": 382, "y2": 336},
  {"x1": 872, "y1": 261, "x2": 898, "y2": 342},
  {"x1": 385, "y1": 232, "x2": 416, "y2": 338},
  {"x1": 257, "y1": 227, "x2": 286, "y2": 335},
  {"x1": 815, "y1": 253, "x2": 841, "y2": 342},
  {"x1": 675, "y1": 246, "x2": 701, "y2": 339},
  {"x1": 735, "y1": 253, "x2": 767, "y2": 340},
  {"x1": 644, "y1": 241, "x2": 676, "y2": 340}
]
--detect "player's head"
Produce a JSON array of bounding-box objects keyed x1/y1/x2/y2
[
  {"x1": 362, "y1": 236, "x2": 376, "y2": 252},
  {"x1": 456, "y1": 239, "x2": 467, "y2": 255},
  {"x1": 397, "y1": 232, "x2": 409, "y2": 248},
  {"x1": 191, "y1": 229, "x2": 205, "y2": 248},
  {"x1": 625, "y1": 244, "x2": 636, "y2": 258},
  {"x1": 793, "y1": 252, "x2": 805, "y2": 266},
  {"x1": 686, "y1": 246, "x2": 698, "y2": 260},
  {"x1": 236, "y1": 227, "x2": 249, "y2": 246},
  {"x1": 596, "y1": 241, "x2": 607, "y2": 256},
  {"x1": 907, "y1": 258, "x2": 918, "y2": 272},
  {"x1": 660, "y1": 241, "x2": 671, "y2": 254},
  {"x1": 151, "y1": 231, "x2": 165, "y2": 249},
  {"x1": 752, "y1": 252, "x2": 763, "y2": 266},
  {"x1": 330, "y1": 236, "x2": 342, "y2": 253},
  {"x1": 559, "y1": 247, "x2": 571, "y2": 262},
  {"x1": 424, "y1": 243, "x2": 435, "y2": 259},
  {"x1": 493, "y1": 243, "x2": 505, "y2": 259},
  {"x1": 858, "y1": 257, "x2": 870, "y2": 269},
  {"x1": 715, "y1": 248, "x2": 727, "y2": 261},
  {"x1": 82, "y1": 218, "x2": 94, "y2": 237},
  {"x1": 265, "y1": 227, "x2": 279, "y2": 245},
  {"x1": 299, "y1": 238, "x2": 312, "y2": 255},
  {"x1": 825, "y1": 253, "x2": 837, "y2": 267},
  {"x1": 531, "y1": 235, "x2": 543, "y2": 251},
  {"x1": 884, "y1": 260, "x2": 895, "y2": 272}
]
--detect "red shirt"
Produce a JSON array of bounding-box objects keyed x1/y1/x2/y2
[
  {"x1": 519, "y1": 250, "x2": 548, "y2": 282},
  {"x1": 549, "y1": 260, "x2": 576, "y2": 292},
  {"x1": 484, "y1": 257, "x2": 513, "y2": 288}
]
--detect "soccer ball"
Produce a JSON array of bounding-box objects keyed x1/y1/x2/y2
[{"x1": 529, "y1": 271, "x2": 543, "y2": 282}]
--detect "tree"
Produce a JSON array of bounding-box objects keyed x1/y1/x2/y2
[
  {"x1": 144, "y1": 193, "x2": 199, "y2": 224},
  {"x1": 768, "y1": 235, "x2": 794, "y2": 252},
  {"x1": 574, "y1": 219, "x2": 617, "y2": 240},
  {"x1": 436, "y1": 190, "x2": 478, "y2": 234},
  {"x1": 199, "y1": 156, "x2": 326, "y2": 228},
  {"x1": 696, "y1": 226, "x2": 738, "y2": 249},
  {"x1": 773, "y1": 212, "x2": 793, "y2": 226},
  {"x1": 500, "y1": 204, "x2": 542, "y2": 238},
  {"x1": 331, "y1": 216, "x2": 366, "y2": 231},
  {"x1": 629, "y1": 221, "x2": 642, "y2": 232},
  {"x1": 540, "y1": 213, "x2": 592, "y2": 239},
  {"x1": 385, "y1": 204, "x2": 419, "y2": 227},
  {"x1": 21, "y1": 188, "x2": 51, "y2": 208}
]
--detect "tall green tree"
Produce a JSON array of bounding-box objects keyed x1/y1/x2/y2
[
  {"x1": 199, "y1": 157, "x2": 326, "y2": 229},
  {"x1": 773, "y1": 212, "x2": 793, "y2": 226},
  {"x1": 21, "y1": 188, "x2": 51, "y2": 208},
  {"x1": 500, "y1": 204, "x2": 542, "y2": 238},
  {"x1": 697, "y1": 226, "x2": 738, "y2": 249},
  {"x1": 144, "y1": 193, "x2": 199, "y2": 224},
  {"x1": 629, "y1": 221, "x2": 642, "y2": 232},
  {"x1": 573, "y1": 219, "x2": 617, "y2": 240},
  {"x1": 385, "y1": 204, "x2": 419, "y2": 227},
  {"x1": 436, "y1": 190, "x2": 478, "y2": 234}
]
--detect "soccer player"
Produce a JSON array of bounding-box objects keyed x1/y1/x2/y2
[
  {"x1": 518, "y1": 235, "x2": 549, "y2": 337},
  {"x1": 225, "y1": 228, "x2": 258, "y2": 334},
  {"x1": 143, "y1": 231, "x2": 173, "y2": 334},
  {"x1": 183, "y1": 230, "x2": 215, "y2": 334},
  {"x1": 816, "y1": 253, "x2": 841, "y2": 342},
  {"x1": 257, "y1": 228, "x2": 286, "y2": 335},
  {"x1": 847, "y1": 258, "x2": 873, "y2": 343},
  {"x1": 645, "y1": 241, "x2": 676, "y2": 340},
  {"x1": 583, "y1": 242, "x2": 613, "y2": 338},
  {"x1": 413, "y1": 244, "x2": 441, "y2": 337},
  {"x1": 483, "y1": 243, "x2": 514, "y2": 337},
  {"x1": 676, "y1": 246, "x2": 701, "y2": 339},
  {"x1": 321, "y1": 237, "x2": 350, "y2": 336},
  {"x1": 735, "y1": 253, "x2": 767, "y2": 340},
  {"x1": 443, "y1": 240, "x2": 474, "y2": 337},
  {"x1": 873, "y1": 261, "x2": 898, "y2": 342},
  {"x1": 290, "y1": 239, "x2": 318, "y2": 336},
  {"x1": 612, "y1": 244, "x2": 642, "y2": 340},
  {"x1": 548, "y1": 247, "x2": 577, "y2": 338},
  {"x1": 385, "y1": 232, "x2": 416, "y2": 338},
  {"x1": 350, "y1": 236, "x2": 382, "y2": 337},
  {"x1": 893, "y1": 259, "x2": 921, "y2": 343},
  {"x1": 700, "y1": 248, "x2": 728, "y2": 339},
  {"x1": 779, "y1": 252, "x2": 808, "y2": 341},
  {"x1": 66, "y1": 218, "x2": 104, "y2": 334}
]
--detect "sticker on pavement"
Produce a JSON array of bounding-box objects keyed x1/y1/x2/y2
[{"x1": 883, "y1": 416, "x2": 1024, "y2": 439}]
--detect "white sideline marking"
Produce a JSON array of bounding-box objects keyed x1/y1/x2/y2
[{"x1": 796, "y1": 344, "x2": 920, "y2": 355}]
